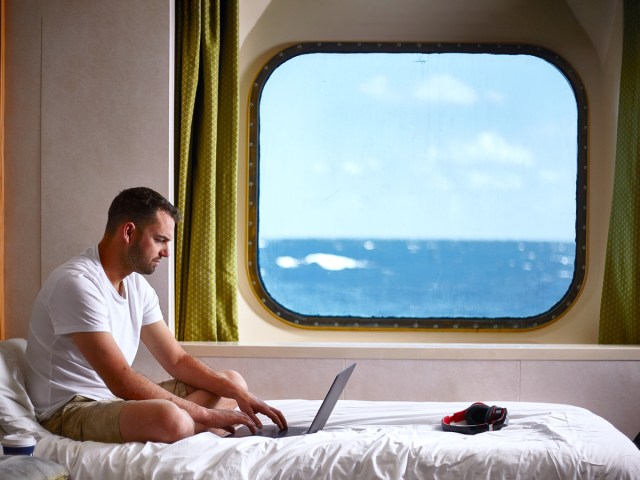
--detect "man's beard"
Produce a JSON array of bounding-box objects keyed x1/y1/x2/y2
[{"x1": 127, "y1": 241, "x2": 158, "y2": 275}]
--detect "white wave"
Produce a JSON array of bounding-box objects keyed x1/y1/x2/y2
[
  {"x1": 304, "y1": 253, "x2": 367, "y2": 271},
  {"x1": 276, "y1": 253, "x2": 367, "y2": 271},
  {"x1": 276, "y1": 256, "x2": 302, "y2": 269}
]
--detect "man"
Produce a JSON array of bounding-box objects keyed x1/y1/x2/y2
[{"x1": 26, "y1": 187, "x2": 286, "y2": 443}]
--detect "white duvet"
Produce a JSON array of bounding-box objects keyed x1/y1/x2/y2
[
  {"x1": 2, "y1": 339, "x2": 639, "y2": 479},
  {"x1": 33, "y1": 400, "x2": 640, "y2": 479}
]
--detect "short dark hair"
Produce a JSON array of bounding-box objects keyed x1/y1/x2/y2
[{"x1": 105, "y1": 187, "x2": 182, "y2": 234}]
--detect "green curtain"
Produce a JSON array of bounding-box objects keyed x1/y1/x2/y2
[
  {"x1": 599, "y1": 0, "x2": 640, "y2": 344},
  {"x1": 174, "y1": 0, "x2": 239, "y2": 341}
]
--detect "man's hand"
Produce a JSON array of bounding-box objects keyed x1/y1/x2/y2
[
  {"x1": 199, "y1": 408, "x2": 262, "y2": 435},
  {"x1": 197, "y1": 398, "x2": 286, "y2": 436},
  {"x1": 235, "y1": 392, "x2": 288, "y2": 432}
]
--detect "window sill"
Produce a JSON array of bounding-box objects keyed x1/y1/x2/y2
[{"x1": 181, "y1": 342, "x2": 640, "y2": 361}]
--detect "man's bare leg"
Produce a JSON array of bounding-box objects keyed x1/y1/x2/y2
[
  {"x1": 119, "y1": 399, "x2": 196, "y2": 443},
  {"x1": 119, "y1": 370, "x2": 248, "y2": 442}
]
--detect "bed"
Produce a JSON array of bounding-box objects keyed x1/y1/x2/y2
[{"x1": 1, "y1": 338, "x2": 639, "y2": 480}]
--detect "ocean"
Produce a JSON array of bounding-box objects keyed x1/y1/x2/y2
[{"x1": 257, "y1": 239, "x2": 575, "y2": 319}]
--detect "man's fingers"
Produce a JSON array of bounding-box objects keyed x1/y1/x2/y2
[
  {"x1": 255, "y1": 403, "x2": 287, "y2": 431},
  {"x1": 267, "y1": 406, "x2": 287, "y2": 430},
  {"x1": 276, "y1": 408, "x2": 288, "y2": 430},
  {"x1": 209, "y1": 409, "x2": 257, "y2": 435},
  {"x1": 236, "y1": 396, "x2": 289, "y2": 432},
  {"x1": 235, "y1": 411, "x2": 258, "y2": 434},
  {"x1": 242, "y1": 410, "x2": 262, "y2": 430},
  {"x1": 251, "y1": 413, "x2": 264, "y2": 430}
]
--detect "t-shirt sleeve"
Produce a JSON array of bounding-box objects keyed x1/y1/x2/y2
[{"x1": 45, "y1": 273, "x2": 112, "y2": 335}]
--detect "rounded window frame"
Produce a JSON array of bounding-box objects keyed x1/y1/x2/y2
[{"x1": 246, "y1": 42, "x2": 588, "y2": 331}]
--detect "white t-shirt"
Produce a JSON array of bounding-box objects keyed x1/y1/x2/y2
[{"x1": 26, "y1": 245, "x2": 163, "y2": 420}]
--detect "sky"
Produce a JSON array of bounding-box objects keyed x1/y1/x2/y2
[{"x1": 258, "y1": 51, "x2": 578, "y2": 243}]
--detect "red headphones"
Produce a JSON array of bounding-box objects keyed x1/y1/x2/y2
[{"x1": 441, "y1": 402, "x2": 509, "y2": 435}]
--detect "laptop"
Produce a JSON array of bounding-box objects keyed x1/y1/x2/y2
[{"x1": 230, "y1": 363, "x2": 356, "y2": 438}]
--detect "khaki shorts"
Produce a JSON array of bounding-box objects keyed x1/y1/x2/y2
[{"x1": 40, "y1": 380, "x2": 189, "y2": 443}]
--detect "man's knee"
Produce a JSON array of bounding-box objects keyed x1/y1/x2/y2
[
  {"x1": 155, "y1": 401, "x2": 195, "y2": 442},
  {"x1": 121, "y1": 400, "x2": 194, "y2": 443},
  {"x1": 222, "y1": 370, "x2": 248, "y2": 391}
]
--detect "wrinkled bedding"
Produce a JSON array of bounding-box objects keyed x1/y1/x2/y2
[{"x1": 2, "y1": 339, "x2": 640, "y2": 479}]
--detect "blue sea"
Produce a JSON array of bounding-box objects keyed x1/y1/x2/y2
[{"x1": 258, "y1": 239, "x2": 575, "y2": 318}]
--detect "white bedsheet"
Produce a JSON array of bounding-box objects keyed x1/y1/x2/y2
[
  {"x1": 34, "y1": 400, "x2": 640, "y2": 479},
  {"x1": 2, "y1": 339, "x2": 639, "y2": 479}
]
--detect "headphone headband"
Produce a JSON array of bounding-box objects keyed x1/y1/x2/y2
[{"x1": 441, "y1": 402, "x2": 509, "y2": 435}]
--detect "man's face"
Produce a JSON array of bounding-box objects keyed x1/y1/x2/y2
[{"x1": 126, "y1": 210, "x2": 175, "y2": 275}]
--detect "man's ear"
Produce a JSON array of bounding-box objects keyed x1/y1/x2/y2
[{"x1": 122, "y1": 222, "x2": 137, "y2": 244}]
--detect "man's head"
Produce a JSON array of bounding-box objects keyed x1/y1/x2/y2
[
  {"x1": 105, "y1": 187, "x2": 181, "y2": 236},
  {"x1": 101, "y1": 187, "x2": 182, "y2": 276}
]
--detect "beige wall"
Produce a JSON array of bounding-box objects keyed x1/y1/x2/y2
[{"x1": 4, "y1": 0, "x2": 174, "y2": 339}]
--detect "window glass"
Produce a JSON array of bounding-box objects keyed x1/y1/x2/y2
[{"x1": 248, "y1": 43, "x2": 587, "y2": 329}]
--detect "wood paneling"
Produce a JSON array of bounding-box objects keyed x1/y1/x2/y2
[{"x1": 0, "y1": 0, "x2": 5, "y2": 339}]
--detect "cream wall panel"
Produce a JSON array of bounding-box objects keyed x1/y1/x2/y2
[
  {"x1": 200, "y1": 357, "x2": 346, "y2": 401},
  {"x1": 5, "y1": 0, "x2": 174, "y2": 338},
  {"x1": 347, "y1": 359, "x2": 520, "y2": 403},
  {"x1": 521, "y1": 360, "x2": 640, "y2": 440},
  {"x1": 39, "y1": 0, "x2": 173, "y2": 304},
  {"x1": 5, "y1": 0, "x2": 44, "y2": 340}
]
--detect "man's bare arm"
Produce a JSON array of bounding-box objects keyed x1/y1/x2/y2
[
  {"x1": 140, "y1": 321, "x2": 287, "y2": 431},
  {"x1": 69, "y1": 331, "x2": 260, "y2": 434}
]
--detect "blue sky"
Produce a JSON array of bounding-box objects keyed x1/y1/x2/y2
[{"x1": 258, "y1": 52, "x2": 578, "y2": 242}]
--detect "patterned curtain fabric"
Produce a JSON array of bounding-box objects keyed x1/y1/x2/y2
[
  {"x1": 174, "y1": 0, "x2": 239, "y2": 341},
  {"x1": 599, "y1": 0, "x2": 640, "y2": 344}
]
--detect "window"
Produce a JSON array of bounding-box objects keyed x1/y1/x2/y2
[{"x1": 248, "y1": 42, "x2": 587, "y2": 330}]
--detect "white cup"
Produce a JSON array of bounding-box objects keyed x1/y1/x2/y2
[{"x1": 2, "y1": 433, "x2": 37, "y2": 456}]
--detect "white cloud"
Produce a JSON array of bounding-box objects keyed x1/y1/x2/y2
[
  {"x1": 359, "y1": 75, "x2": 391, "y2": 99},
  {"x1": 416, "y1": 132, "x2": 533, "y2": 192},
  {"x1": 416, "y1": 146, "x2": 454, "y2": 191},
  {"x1": 360, "y1": 73, "x2": 491, "y2": 107},
  {"x1": 413, "y1": 74, "x2": 478, "y2": 105},
  {"x1": 484, "y1": 89, "x2": 507, "y2": 103},
  {"x1": 339, "y1": 157, "x2": 381, "y2": 176},
  {"x1": 424, "y1": 132, "x2": 534, "y2": 169},
  {"x1": 341, "y1": 161, "x2": 364, "y2": 175},
  {"x1": 538, "y1": 169, "x2": 563, "y2": 183},
  {"x1": 312, "y1": 161, "x2": 331, "y2": 175},
  {"x1": 468, "y1": 171, "x2": 524, "y2": 190},
  {"x1": 460, "y1": 132, "x2": 534, "y2": 167}
]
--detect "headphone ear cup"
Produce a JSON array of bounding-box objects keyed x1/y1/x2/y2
[
  {"x1": 464, "y1": 402, "x2": 490, "y2": 425},
  {"x1": 486, "y1": 406, "x2": 498, "y2": 424}
]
